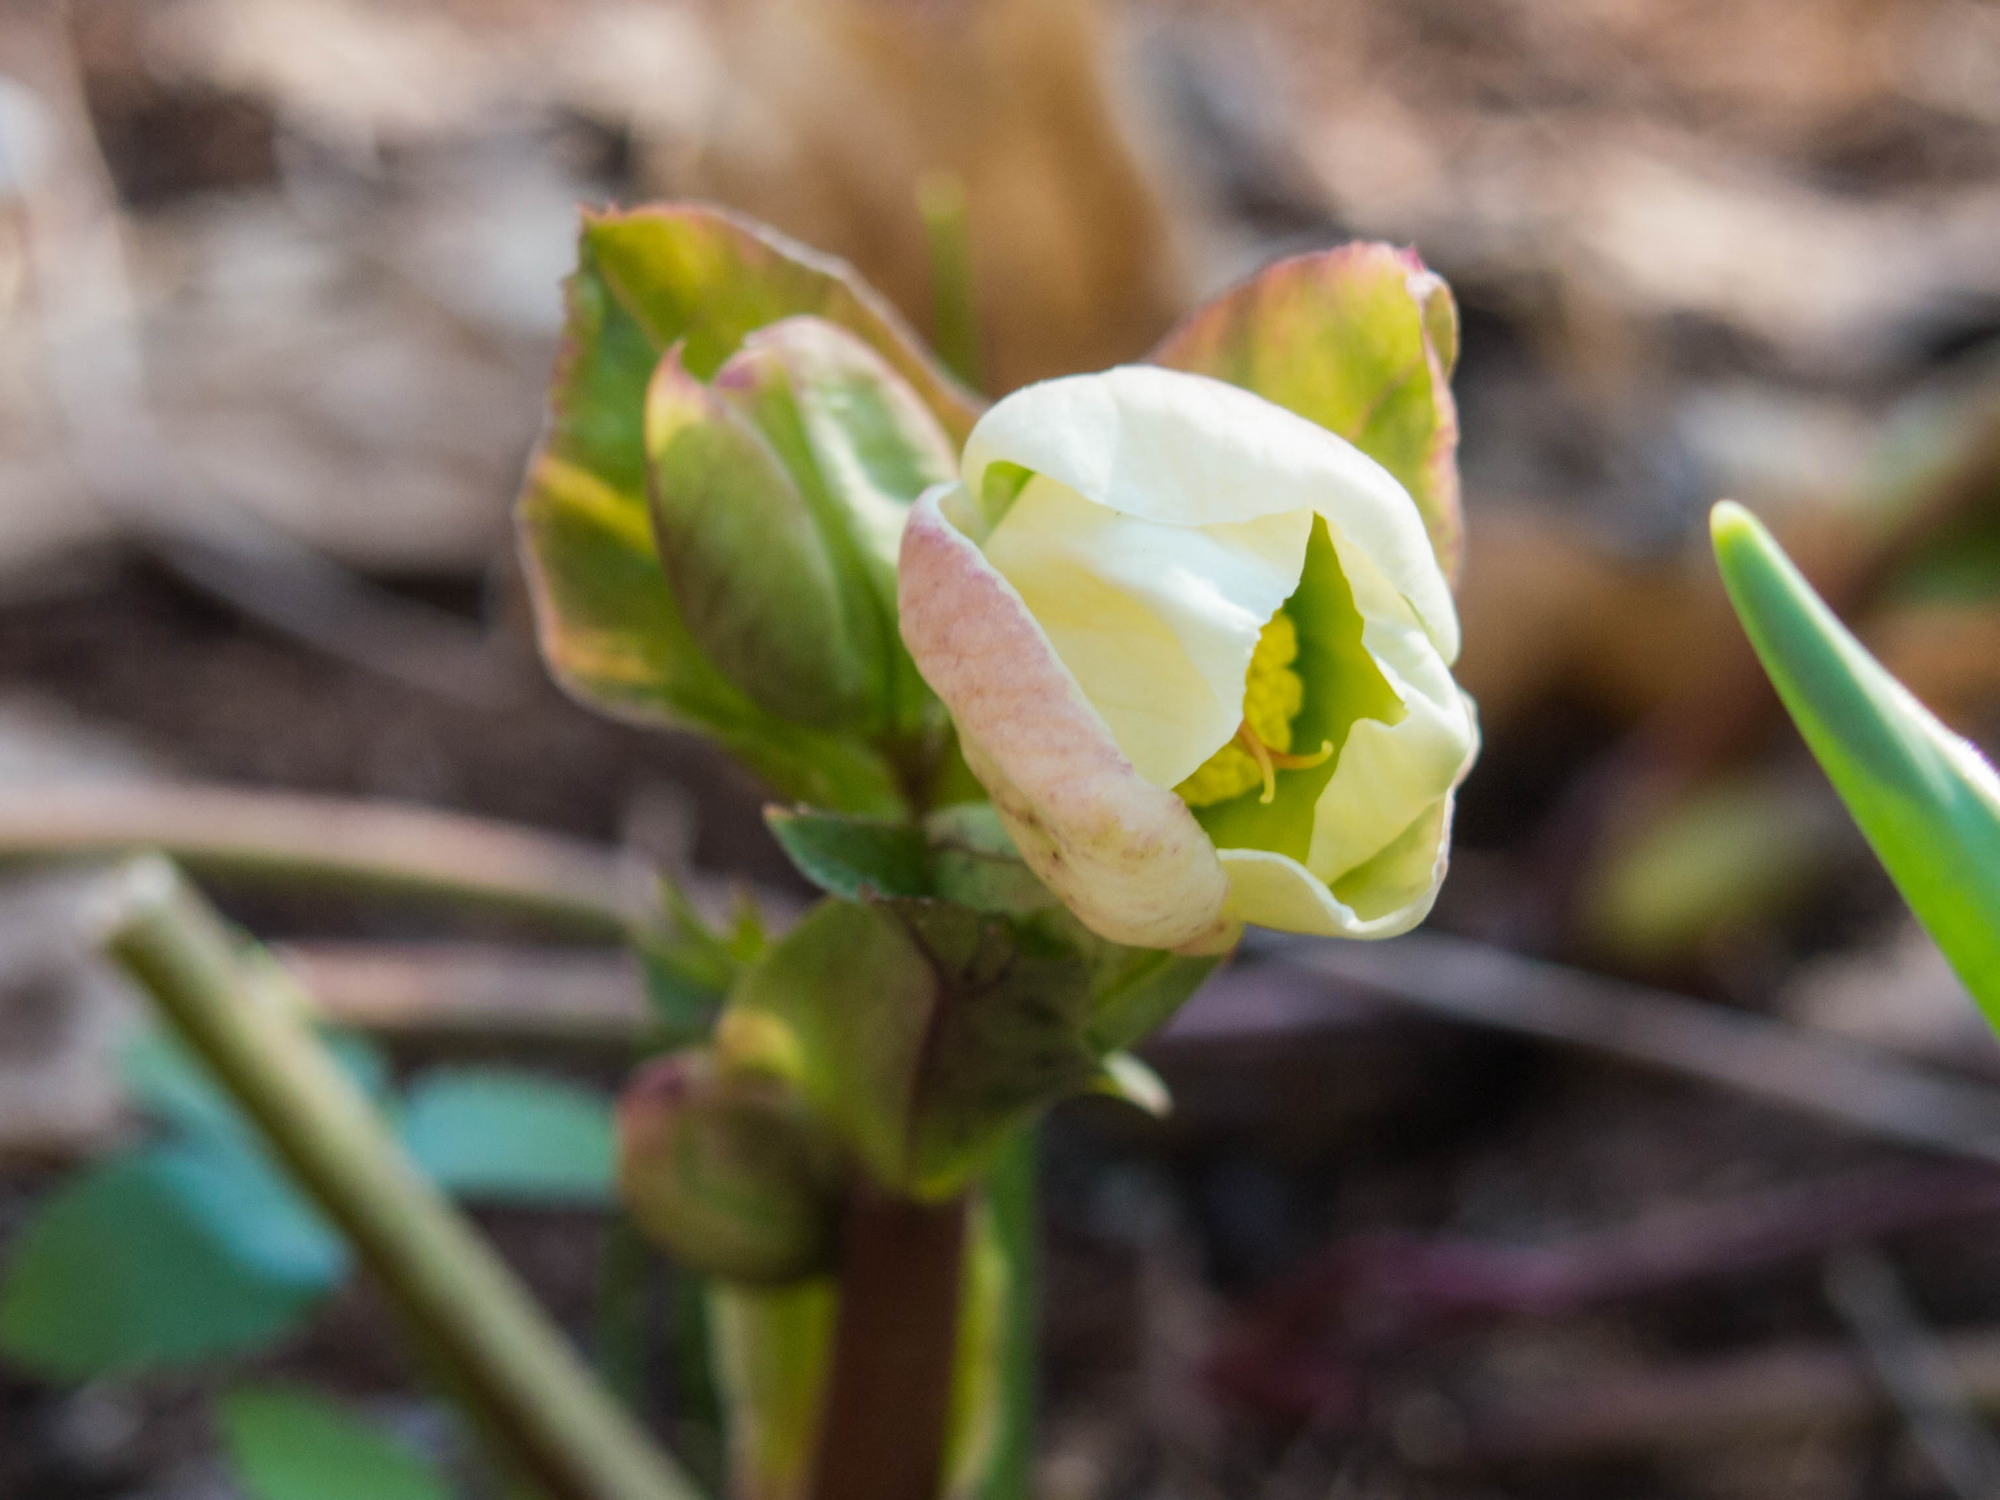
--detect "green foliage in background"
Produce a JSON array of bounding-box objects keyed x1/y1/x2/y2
[
  {"x1": 219, "y1": 1386, "x2": 452, "y2": 1500},
  {"x1": 0, "y1": 1030, "x2": 616, "y2": 1380}
]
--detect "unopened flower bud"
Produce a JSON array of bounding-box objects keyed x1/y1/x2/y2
[
  {"x1": 645, "y1": 315, "x2": 954, "y2": 736},
  {"x1": 617, "y1": 1050, "x2": 841, "y2": 1285}
]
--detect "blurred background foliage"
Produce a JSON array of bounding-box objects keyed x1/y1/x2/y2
[{"x1": 10, "y1": 0, "x2": 2000, "y2": 1496}]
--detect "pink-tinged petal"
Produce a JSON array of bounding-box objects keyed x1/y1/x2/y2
[
  {"x1": 959, "y1": 367, "x2": 1457, "y2": 663},
  {"x1": 899, "y1": 487, "x2": 1232, "y2": 950}
]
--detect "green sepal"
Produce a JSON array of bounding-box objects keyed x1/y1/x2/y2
[
  {"x1": 1151, "y1": 242, "x2": 1463, "y2": 577},
  {"x1": 1190, "y1": 515, "x2": 1402, "y2": 860},
  {"x1": 1712, "y1": 500, "x2": 2000, "y2": 1023}
]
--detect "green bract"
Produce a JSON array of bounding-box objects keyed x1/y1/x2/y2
[
  {"x1": 714, "y1": 893, "x2": 1213, "y2": 1202},
  {"x1": 1712, "y1": 501, "x2": 2000, "y2": 1022}
]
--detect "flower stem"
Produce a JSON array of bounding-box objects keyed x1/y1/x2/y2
[
  {"x1": 808, "y1": 1185, "x2": 969, "y2": 1500},
  {"x1": 982, "y1": 1129, "x2": 1039, "y2": 1500},
  {"x1": 93, "y1": 856, "x2": 704, "y2": 1500}
]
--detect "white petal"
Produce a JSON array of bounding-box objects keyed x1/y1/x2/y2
[
  {"x1": 1216, "y1": 812, "x2": 1452, "y2": 938},
  {"x1": 980, "y1": 475, "x2": 1310, "y2": 788},
  {"x1": 897, "y1": 486, "x2": 1233, "y2": 950},
  {"x1": 1306, "y1": 541, "x2": 1480, "y2": 887},
  {"x1": 963, "y1": 365, "x2": 1459, "y2": 660}
]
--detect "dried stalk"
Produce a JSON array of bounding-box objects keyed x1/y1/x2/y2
[
  {"x1": 1272, "y1": 932, "x2": 2000, "y2": 1164},
  {"x1": 0, "y1": 782, "x2": 634, "y2": 940}
]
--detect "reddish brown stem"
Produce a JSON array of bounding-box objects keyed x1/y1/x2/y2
[{"x1": 809, "y1": 1187, "x2": 969, "y2": 1500}]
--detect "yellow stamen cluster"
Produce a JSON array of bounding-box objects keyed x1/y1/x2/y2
[{"x1": 1176, "y1": 611, "x2": 1333, "y2": 808}]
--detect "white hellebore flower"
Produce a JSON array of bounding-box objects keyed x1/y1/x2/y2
[{"x1": 898, "y1": 366, "x2": 1479, "y2": 952}]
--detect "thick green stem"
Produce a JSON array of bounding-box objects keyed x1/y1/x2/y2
[
  {"x1": 93, "y1": 856, "x2": 704, "y2": 1500},
  {"x1": 982, "y1": 1130, "x2": 1039, "y2": 1500},
  {"x1": 808, "y1": 1187, "x2": 969, "y2": 1500}
]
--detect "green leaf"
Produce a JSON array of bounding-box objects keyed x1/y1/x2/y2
[
  {"x1": 219, "y1": 1385, "x2": 450, "y2": 1500},
  {"x1": 765, "y1": 807, "x2": 933, "y2": 900},
  {"x1": 400, "y1": 1068, "x2": 615, "y2": 1208},
  {"x1": 1150, "y1": 243, "x2": 1462, "y2": 577},
  {"x1": 643, "y1": 893, "x2": 765, "y2": 1039},
  {"x1": 582, "y1": 206, "x2": 980, "y2": 440},
  {"x1": 1082, "y1": 944, "x2": 1222, "y2": 1056},
  {"x1": 646, "y1": 347, "x2": 873, "y2": 729},
  {"x1": 637, "y1": 875, "x2": 762, "y2": 1042},
  {"x1": 924, "y1": 803, "x2": 1055, "y2": 916},
  {"x1": 518, "y1": 212, "x2": 919, "y2": 816},
  {"x1": 726, "y1": 900, "x2": 1100, "y2": 1198},
  {"x1": 1712, "y1": 500, "x2": 2000, "y2": 1022},
  {"x1": 0, "y1": 1142, "x2": 344, "y2": 1377},
  {"x1": 1584, "y1": 769, "x2": 1840, "y2": 962}
]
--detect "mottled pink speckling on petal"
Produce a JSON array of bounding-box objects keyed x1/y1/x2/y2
[{"x1": 898, "y1": 488, "x2": 1231, "y2": 951}]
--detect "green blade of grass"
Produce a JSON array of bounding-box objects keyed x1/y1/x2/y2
[{"x1": 1711, "y1": 500, "x2": 2000, "y2": 1020}]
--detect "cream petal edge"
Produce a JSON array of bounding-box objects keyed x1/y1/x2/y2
[
  {"x1": 1217, "y1": 798, "x2": 1457, "y2": 940},
  {"x1": 898, "y1": 486, "x2": 1233, "y2": 951},
  {"x1": 961, "y1": 366, "x2": 1459, "y2": 663}
]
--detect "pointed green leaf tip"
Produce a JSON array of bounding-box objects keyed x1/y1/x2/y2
[{"x1": 1710, "y1": 500, "x2": 2000, "y2": 1021}]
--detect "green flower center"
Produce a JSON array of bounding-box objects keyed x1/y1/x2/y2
[{"x1": 1175, "y1": 611, "x2": 1334, "y2": 808}]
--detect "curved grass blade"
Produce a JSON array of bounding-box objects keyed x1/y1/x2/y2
[{"x1": 1711, "y1": 500, "x2": 2000, "y2": 1020}]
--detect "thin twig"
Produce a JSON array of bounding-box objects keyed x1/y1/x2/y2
[
  {"x1": 92, "y1": 855, "x2": 705, "y2": 1500},
  {"x1": 1268, "y1": 931, "x2": 2000, "y2": 1165},
  {"x1": 279, "y1": 940, "x2": 647, "y2": 1048},
  {"x1": 1826, "y1": 1246, "x2": 2000, "y2": 1500},
  {"x1": 0, "y1": 781, "x2": 636, "y2": 940},
  {"x1": 1455, "y1": 1321, "x2": 2000, "y2": 1466},
  {"x1": 1212, "y1": 1162, "x2": 2000, "y2": 1422}
]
